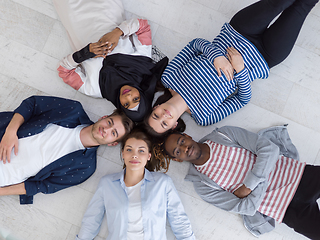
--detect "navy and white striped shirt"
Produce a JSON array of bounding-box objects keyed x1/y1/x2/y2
[{"x1": 161, "y1": 23, "x2": 269, "y2": 126}]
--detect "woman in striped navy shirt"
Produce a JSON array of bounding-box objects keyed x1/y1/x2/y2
[{"x1": 146, "y1": 0, "x2": 318, "y2": 134}]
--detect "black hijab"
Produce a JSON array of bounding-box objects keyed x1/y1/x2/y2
[{"x1": 99, "y1": 53, "x2": 168, "y2": 122}]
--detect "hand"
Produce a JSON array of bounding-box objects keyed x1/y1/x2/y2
[
  {"x1": 89, "y1": 41, "x2": 109, "y2": 58},
  {"x1": 233, "y1": 184, "x2": 252, "y2": 198},
  {"x1": 213, "y1": 56, "x2": 234, "y2": 81},
  {"x1": 98, "y1": 28, "x2": 124, "y2": 54},
  {"x1": 226, "y1": 47, "x2": 244, "y2": 74},
  {"x1": 0, "y1": 130, "x2": 19, "y2": 164}
]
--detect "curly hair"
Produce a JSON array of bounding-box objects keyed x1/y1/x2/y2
[
  {"x1": 120, "y1": 125, "x2": 170, "y2": 172},
  {"x1": 151, "y1": 132, "x2": 186, "y2": 172},
  {"x1": 152, "y1": 142, "x2": 173, "y2": 172}
]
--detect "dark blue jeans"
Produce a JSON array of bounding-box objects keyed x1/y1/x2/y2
[
  {"x1": 230, "y1": 0, "x2": 319, "y2": 68},
  {"x1": 282, "y1": 165, "x2": 320, "y2": 240}
]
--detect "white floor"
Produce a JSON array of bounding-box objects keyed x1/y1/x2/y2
[{"x1": 0, "y1": 0, "x2": 320, "y2": 239}]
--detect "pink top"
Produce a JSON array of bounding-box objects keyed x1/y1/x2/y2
[{"x1": 195, "y1": 140, "x2": 305, "y2": 223}]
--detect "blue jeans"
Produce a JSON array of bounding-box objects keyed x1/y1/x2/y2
[{"x1": 230, "y1": 0, "x2": 319, "y2": 68}]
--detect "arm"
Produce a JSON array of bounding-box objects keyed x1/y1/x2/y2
[
  {"x1": 200, "y1": 68, "x2": 251, "y2": 125},
  {"x1": 99, "y1": 18, "x2": 149, "y2": 53},
  {"x1": 76, "y1": 181, "x2": 105, "y2": 240},
  {"x1": 161, "y1": 39, "x2": 204, "y2": 83},
  {"x1": 1, "y1": 95, "x2": 77, "y2": 163},
  {"x1": 0, "y1": 182, "x2": 26, "y2": 195},
  {"x1": 166, "y1": 177, "x2": 195, "y2": 240},
  {"x1": 188, "y1": 38, "x2": 236, "y2": 80},
  {"x1": 0, "y1": 113, "x2": 24, "y2": 163},
  {"x1": 216, "y1": 126, "x2": 280, "y2": 191},
  {"x1": 14, "y1": 95, "x2": 78, "y2": 122},
  {"x1": 193, "y1": 178, "x2": 267, "y2": 216},
  {"x1": 117, "y1": 18, "x2": 140, "y2": 37},
  {"x1": 233, "y1": 184, "x2": 252, "y2": 198},
  {"x1": 24, "y1": 150, "x2": 96, "y2": 197}
]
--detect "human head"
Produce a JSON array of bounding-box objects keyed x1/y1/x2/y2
[
  {"x1": 119, "y1": 85, "x2": 140, "y2": 110},
  {"x1": 143, "y1": 89, "x2": 186, "y2": 137},
  {"x1": 121, "y1": 125, "x2": 169, "y2": 172},
  {"x1": 100, "y1": 54, "x2": 167, "y2": 123},
  {"x1": 120, "y1": 88, "x2": 151, "y2": 122},
  {"x1": 163, "y1": 132, "x2": 203, "y2": 162},
  {"x1": 92, "y1": 109, "x2": 134, "y2": 146}
]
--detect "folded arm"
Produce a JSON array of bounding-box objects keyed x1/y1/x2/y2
[
  {"x1": 188, "y1": 38, "x2": 238, "y2": 80},
  {"x1": 189, "y1": 126, "x2": 280, "y2": 215},
  {"x1": 200, "y1": 68, "x2": 251, "y2": 126},
  {"x1": 193, "y1": 178, "x2": 267, "y2": 216},
  {"x1": 216, "y1": 126, "x2": 280, "y2": 191}
]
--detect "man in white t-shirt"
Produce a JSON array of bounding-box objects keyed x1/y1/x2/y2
[{"x1": 0, "y1": 95, "x2": 134, "y2": 204}]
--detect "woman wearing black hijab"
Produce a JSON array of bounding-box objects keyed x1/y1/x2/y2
[
  {"x1": 99, "y1": 53, "x2": 168, "y2": 122},
  {"x1": 53, "y1": 0, "x2": 168, "y2": 122}
]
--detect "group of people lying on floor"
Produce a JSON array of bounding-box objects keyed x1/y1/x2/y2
[{"x1": 0, "y1": 0, "x2": 319, "y2": 239}]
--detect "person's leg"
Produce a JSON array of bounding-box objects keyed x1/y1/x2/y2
[
  {"x1": 261, "y1": 0, "x2": 319, "y2": 67},
  {"x1": 230, "y1": 0, "x2": 296, "y2": 38},
  {"x1": 282, "y1": 165, "x2": 320, "y2": 239}
]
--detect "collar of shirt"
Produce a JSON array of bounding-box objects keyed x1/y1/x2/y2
[{"x1": 111, "y1": 168, "x2": 155, "y2": 188}]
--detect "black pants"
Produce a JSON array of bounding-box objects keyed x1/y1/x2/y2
[
  {"x1": 282, "y1": 165, "x2": 320, "y2": 240},
  {"x1": 230, "y1": 0, "x2": 319, "y2": 68}
]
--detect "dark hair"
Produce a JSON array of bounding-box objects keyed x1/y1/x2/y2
[
  {"x1": 142, "y1": 89, "x2": 186, "y2": 138},
  {"x1": 109, "y1": 109, "x2": 134, "y2": 142},
  {"x1": 152, "y1": 131, "x2": 187, "y2": 172},
  {"x1": 120, "y1": 125, "x2": 169, "y2": 172}
]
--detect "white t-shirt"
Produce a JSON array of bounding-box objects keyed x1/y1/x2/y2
[
  {"x1": 126, "y1": 179, "x2": 144, "y2": 240},
  {"x1": 0, "y1": 124, "x2": 85, "y2": 187}
]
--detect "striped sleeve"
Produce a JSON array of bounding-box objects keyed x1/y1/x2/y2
[
  {"x1": 163, "y1": 42, "x2": 198, "y2": 75},
  {"x1": 200, "y1": 68, "x2": 251, "y2": 126},
  {"x1": 189, "y1": 38, "x2": 224, "y2": 63},
  {"x1": 234, "y1": 67, "x2": 251, "y2": 104}
]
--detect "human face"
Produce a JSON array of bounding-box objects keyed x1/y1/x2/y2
[
  {"x1": 122, "y1": 138, "x2": 151, "y2": 171},
  {"x1": 164, "y1": 133, "x2": 202, "y2": 161},
  {"x1": 148, "y1": 104, "x2": 179, "y2": 134},
  {"x1": 119, "y1": 85, "x2": 140, "y2": 109},
  {"x1": 91, "y1": 115, "x2": 126, "y2": 145}
]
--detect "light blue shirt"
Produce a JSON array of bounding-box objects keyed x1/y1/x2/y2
[{"x1": 76, "y1": 169, "x2": 195, "y2": 240}]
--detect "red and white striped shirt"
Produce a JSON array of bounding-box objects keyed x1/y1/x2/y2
[{"x1": 195, "y1": 140, "x2": 305, "y2": 223}]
